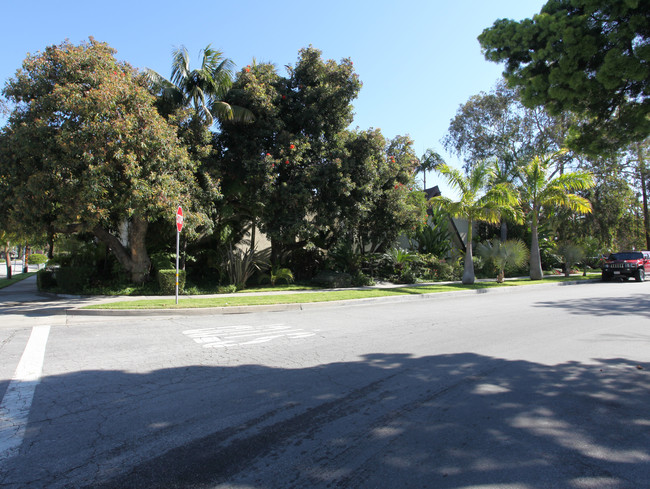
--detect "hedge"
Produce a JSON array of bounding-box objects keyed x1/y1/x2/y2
[
  {"x1": 158, "y1": 269, "x2": 186, "y2": 295},
  {"x1": 55, "y1": 266, "x2": 93, "y2": 293}
]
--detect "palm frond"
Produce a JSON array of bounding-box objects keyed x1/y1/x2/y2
[
  {"x1": 552, "y1": 171, "x2": 595, "y2": 192},
  {"x1": 435, "y1": 164, "x2": 468, "y2": 195},
  {"x1": 170, "y1": 46, "x2": 191, "y2": 90}
]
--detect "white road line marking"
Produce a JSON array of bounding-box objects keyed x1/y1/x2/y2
[
  {"x1": 183, "y1": 323, "x2": 315, "y2": 348},
  {"x1": 0, "y1": 325, "x2": 51, "y2": 460}
]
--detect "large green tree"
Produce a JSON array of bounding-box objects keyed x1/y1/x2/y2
[
  {"x1": 478, "y1": 0, "x2": 650, "y2": 154},
  {"x1": 444, "y1": 80, "x2": 570, "y2": 173},
  {"x1": 0, "y1": 39, "x2": 201, "y2": 283},
  {"x1": 216, "y1": 47, "x2": 424, "y2": 259},
  {"x1": 432, "y1": 161, "x2": 521, "y2": 284},
  {"x1": 518, "y1": 152, "x2": 594, "y2": 280}
]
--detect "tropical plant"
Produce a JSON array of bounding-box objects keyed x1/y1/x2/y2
[
  {"x1": 410, "y1": 207, "x2": 451, "y2": 257},
  {"x1": 557, "y1": 243, "x2": 585, "y2": 277},
  {"x1": 419, "y1": 148, "x2": 445, "y2": 189},
  {"x1": 383, "y1": 248, "x2": 415, "y2": 267},
  {"x1": 477, "y1": 239, "x2": 529, "y2": 283},
  {"x1": 146, "y1": 44, "x2": 253, "y2": 127},
  {"x1": 224, "y1": 246, "x2": 269, "y2": 290},
  {"x1": 383, "y1": 248, "x2": 417, "y2": 283},
  {"x1": 269, "y1": 266, "x2": 294, "y2": 286},
  {"x1": 432, "y1": 160, "x2": 522, "y2": 284},
  {"x1": 518, "y1": 151, "x2": 594, "y2": 280}
]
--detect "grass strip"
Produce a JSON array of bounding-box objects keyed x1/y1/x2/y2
[
  {"x1": 0, "y1": 272, "x2": 37, "y2": 290},
  {"x1": 84, "y1": 275, "x2": 596, "y2": 310}
]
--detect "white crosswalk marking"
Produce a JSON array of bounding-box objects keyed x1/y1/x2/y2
[
  {"x1": 0, "y1": 325, "x2": 51, "y2": 460},
  {"x1": 183, "y1": 323, "x2": 315, "y2": 348}
]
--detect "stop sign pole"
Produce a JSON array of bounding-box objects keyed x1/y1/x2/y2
[{"x1": 175, "y1": 206, "x2": 184, "y2": 304}]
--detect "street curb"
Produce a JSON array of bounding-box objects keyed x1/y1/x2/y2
[{"x1": 66, "y1": 278, "x2": 600, "y2": 317}]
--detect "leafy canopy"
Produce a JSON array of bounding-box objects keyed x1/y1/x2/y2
[
  {"x1": 0, "y1": 38, "x2": 202, "y2": 282},
  {"x1": 479, "y1": 0, "x2": 650, "y2": 153}
]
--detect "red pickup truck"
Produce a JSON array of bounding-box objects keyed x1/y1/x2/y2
[{"x1": 601, "y1": 251, "x2": 650, "y2": 282}]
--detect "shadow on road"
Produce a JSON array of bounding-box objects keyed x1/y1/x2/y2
[
  {"x1": 534, "y1": 292, "x2": 650, "y2": 319},
  {"x1": 3, "y1": 352, "x2": 649, "y2": 489}
]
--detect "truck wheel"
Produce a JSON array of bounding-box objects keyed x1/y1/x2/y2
[
  {"x1": 635, "y1": 269, "x2": 645, "y2": 282},
  {"x1": 602, "y1": 272, "x2": 611, "y2": 282}
]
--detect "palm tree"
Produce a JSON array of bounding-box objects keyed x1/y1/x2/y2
[
  {"x1": 419, "y1": 149, "x2": 445, "y2": 190},
  {"x1": 518, "y1": 152, "x2": 594, "y2": 280},
  {"x1": 432, "y1": 161, "x2": 521, "y2": 284},
  {"x1": 146, "y1": 45, "x2": 253, "y2": 126},
  {"x1": 557, "y1": 243, "x2": 585, "y2": 277},
  {"x1": 477, "y1": 239, "x2": 529, "y2": 283}
]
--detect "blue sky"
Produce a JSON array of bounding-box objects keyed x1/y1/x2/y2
[{"x1": 0, "y1": 0, "x2": 546, "y2": 193}]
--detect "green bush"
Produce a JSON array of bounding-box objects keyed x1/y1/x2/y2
[
  {"x1": 158, "y1": 269, "x2": 186, "y2": 295},
  {"x1": 36, "y1": 269, "x2": 57, "y2": 290},
  {"x1": 289, "y1": 246, "x2": 326, "y2": 280},
  {"x1": 351, "y1": 270, "x2": 375, "y2": 287},
  {"x1": 428, "y1": 258, "x2": 462, "y2": 282},
  {"x1": 217, "y1": 284, "x2": 237, "y2": 294},
  {"x1": 150, "y1": 252, "x2": 175, "y2": 274},
  {"x1": 56, "y1": 266, "x2": 94, "y2": 293},
  {"x1": 29, "y1": 253, "x2": 48, "y2": 266},
  {"x1": 312, "y1": 270, "x2": 352, "y2": 288}
]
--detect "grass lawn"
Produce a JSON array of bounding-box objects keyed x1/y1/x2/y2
[
  {"x1": 0, "y1": 272, "x2": 37, "y2": 290},
  {"x1": 84, "y1": 274, "x2": 598, "y2": 310}
]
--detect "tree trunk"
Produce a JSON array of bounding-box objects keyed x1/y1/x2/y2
[
  {"x1": 23, "y1": 245, "x2": 30, "y2": 273},
  {"x1": 462, "y1": 219, "x2": 475, "y2": 285},
  {"x1": 4, "y1": 252, "x2": 12, "y2": 280},
  {"x1": 500, "y1": 220, "x2": 508, "y2": 242},
  {"x1": 93, "y1": 217, "x2": 151, "y2": 284},
  {"x1": 529, "y1": 214, "x2": 543, "y2": 280},
  {"x1": 497, "y1": 269, "x2": 505, "y2": 283},
  {"x1": 636, "y1": 144, "x2": 650, "y2": 250},
  {"x1": 47, "y1": 227, "x2": 55, "y2": 259}
]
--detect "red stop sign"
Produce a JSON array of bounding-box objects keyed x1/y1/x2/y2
[{"x1": 176, "y1": 206, "x2": 184, "y2": 232}]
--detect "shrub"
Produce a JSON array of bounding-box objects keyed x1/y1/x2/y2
[
  {"x1": 217, "y1": 284, "x2": 237, "y2": 294},
  {"x1": 312, "y1": 270, "x2": 352, "y2": 288},
  {"x1": 36, "y1": 269, "x2": 57, "y2": 290},
  {"x1": 158, "y1": 269, "x2": 186, "y2": 295},
  {"x1": 429, "y1": 258, "x2": 462, "y2": 282},
  {"x1": 29, "y1": 253, "x2": 48, "y2": 266},
  {"x1": 55, "y1": 266, "x2": 94, "y2": 293},
  {"x1": 398, "y1": 265, "x2": 419, "y2": 284},
  {"x1": 150, "y1": 252, "x2": 175, "y2": 274},
  {"x1": 351, "y1": 270, "x2": 375, "y2": 287},
  {"x1": 288, "y1": 246, "x2": 325, "y2": 280}
]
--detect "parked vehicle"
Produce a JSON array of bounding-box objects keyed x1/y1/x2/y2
[{"x1": 601, "y1": 251, "x2": 650, "y2": 282}]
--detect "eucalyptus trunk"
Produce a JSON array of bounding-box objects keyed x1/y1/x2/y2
[
  {"x1": 637, "y1": 144, "x2": 650, "y2": 250},
  {"x1": 529, "y1": 213, "x2": 543, "y2": 280},
  {"x1": 462, "y1": 219, "x2": 475, "y2": 285}
]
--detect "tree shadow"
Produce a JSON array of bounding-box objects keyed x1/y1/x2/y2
[
  {"x1": 534, "y1": 293, "x2": 650, "y2": 319},
  {"x1": 2, "y1": 352, "x2": 649, "y2": 489}
]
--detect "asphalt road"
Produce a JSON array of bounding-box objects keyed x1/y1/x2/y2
[{"x1": 1, "y1": 280, "x2": 649, "y2": 488}]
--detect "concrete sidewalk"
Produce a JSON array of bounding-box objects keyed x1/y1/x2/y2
[
  {"x1": 0, "y1": 266, "x2": 599, "y2": 319},
  {"x1": 0, "y1": 273, "x2": 44, "y2": 302}
]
